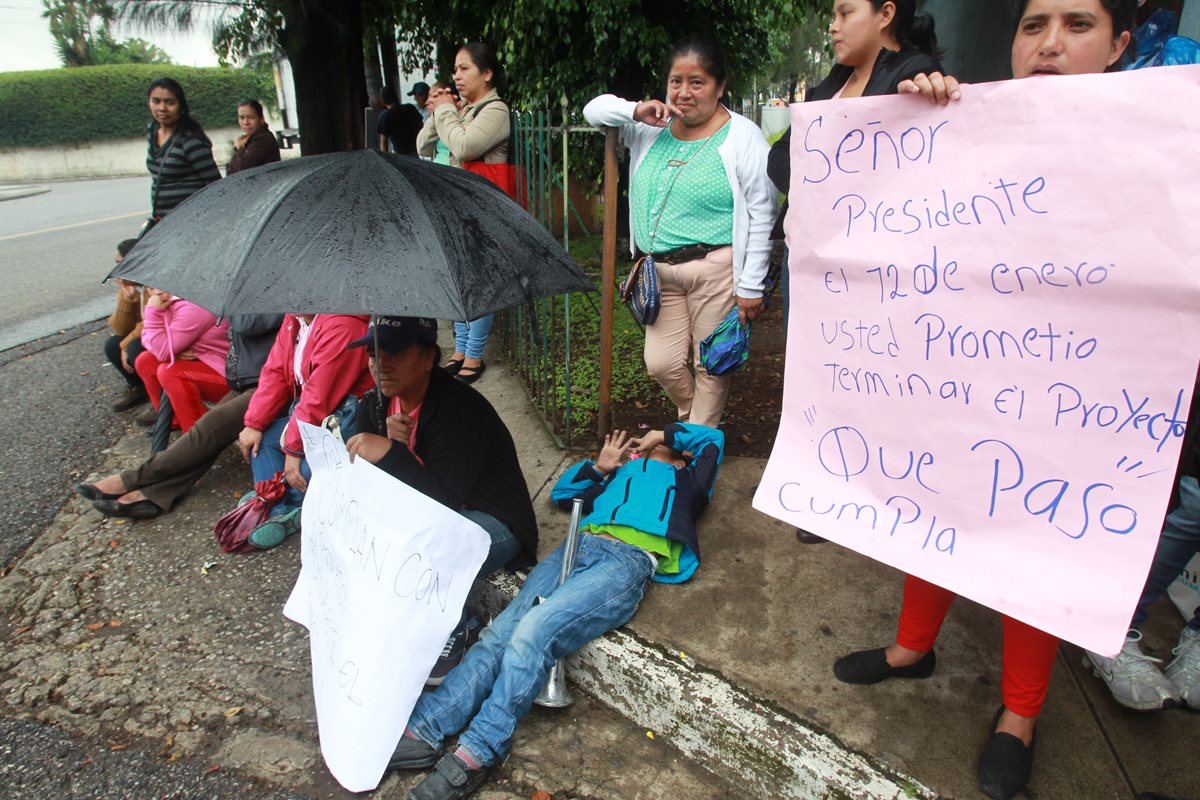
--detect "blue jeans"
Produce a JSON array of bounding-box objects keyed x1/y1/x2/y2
[
  {"x1": 1131, "y1": 475, "x2": 1200, "y2": 632},
  {"x1": 453, "y1": 314, "x2": 495, "y2": 361},
  {"x1": 250, "y1": 394, "x2": 359, "y2": 517},
  {"x1": 407, "y1": 535, "x2": 654, "y2": 765},
  {"x1": 459, "y1": 509, "x2": 522, "y2": 577}
]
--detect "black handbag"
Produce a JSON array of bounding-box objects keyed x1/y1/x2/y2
[{"x1": 619, "y1": 253, "x2": 661, "y2": 325}]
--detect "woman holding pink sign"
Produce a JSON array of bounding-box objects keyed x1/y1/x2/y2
[{"x1": 833, "y1": 2, "x2": 1137, "y2": 799}]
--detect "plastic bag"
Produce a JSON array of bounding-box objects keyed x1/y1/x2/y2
[
  {"x1": 699, "y1": 307, "x2": 750, "y2": 376},
  {"x1": 1126, "y1": 10, "x2": 1200, "y2": 69}
]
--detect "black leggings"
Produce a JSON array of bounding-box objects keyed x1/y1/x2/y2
[{"x1": 103, "y1": 335, "x2": 147, "y2": 388}]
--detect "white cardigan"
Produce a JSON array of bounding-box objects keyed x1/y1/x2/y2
[{"x1": 583, "y1": 94, "x2": 776, "y2": 299}]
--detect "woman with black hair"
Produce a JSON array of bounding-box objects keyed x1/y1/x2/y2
[
  {"x1": 583, "y1": 33, "x2": 775, "y2": 429},
  {"x1": 417, "y1": 42, "x2": 512, "y2": 385},
  {"x1": 831, "y1": 2, "x2": 1137, "y2": 798},
  {"x1": 145, "y1": 77, "x2": 221, "y2": 226},
  {"x1": 227, "y1": 99, "x2": 281, "y2": 174},
  {"x1": 769, "y1": 0, "x2": 943, "y2": 546}
]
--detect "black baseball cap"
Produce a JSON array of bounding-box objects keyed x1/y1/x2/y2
[
  {"x1": 407, "y1": 82, "x2": 431, "y2": 97},
  {"x1": 346, "y1": 316, "x2": 437, "y2": 353}
]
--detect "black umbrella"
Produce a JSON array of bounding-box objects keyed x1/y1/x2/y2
[{"x1": 108, "y1": 150, "x2": 593, "y2": 318}]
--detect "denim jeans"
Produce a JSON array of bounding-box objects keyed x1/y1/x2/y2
[
  {"x1": 407, "y1": 534, "x2": 654, "y2": 765},
  {"x1": 250, "y1": 394, "x2": 360, "y2": 517},
  {"x1": 453, "y1": 314, "x2": 495, "y2": 361},
  {"x1": 459, "y1": 509, "x2": 522, "y2": 577},
  {"x1": 1131, "y1": 475, "x2": 1200, "y2": 632}
]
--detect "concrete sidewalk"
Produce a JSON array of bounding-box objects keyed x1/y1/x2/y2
[{"x1": 1, "y1": 332, "x2": 1196, "y2": 799}]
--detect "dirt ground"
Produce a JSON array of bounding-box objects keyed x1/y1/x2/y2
[{"x1": 608, "y1": 295, "x2": 787, "y2": 461}]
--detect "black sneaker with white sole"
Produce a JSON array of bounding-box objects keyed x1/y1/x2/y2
[{"x1": 426, "y1": 617, "x2": 475, "y2": 687}]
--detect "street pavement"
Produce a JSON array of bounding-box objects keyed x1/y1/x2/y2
[{"x1": 0, "y1": 177, "x2": 149, "y2": 351}]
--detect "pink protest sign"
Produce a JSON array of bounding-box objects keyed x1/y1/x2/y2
[{"x1": 752, "y1": 65, "x2": 1200, "y2": 656}]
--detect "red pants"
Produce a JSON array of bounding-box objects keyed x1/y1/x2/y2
[
  {"x1": 896, "y1": 575, "x2": 1060, "y2": 717},
  {"x1": 135, "y1": 352, "x2": 229, "y2": 432}
]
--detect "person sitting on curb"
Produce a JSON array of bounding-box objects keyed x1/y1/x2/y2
[
  {"x1": 344, "y1": 316, "x2": 538, "y2": 684},
  {"x1": 105, "y1": 238, "x2": 152, "y2": 413},
  {"x1": 1084, "y1": 368, "x2": 1200, "y2": 710},
  {"x1": 76, "y1": 314, "x2": 283, "y2": 519},
  {"x1": 387, "y1": 422, "x2": 723, "y2": 800},
  {"x1": 134, "y1": 287, "x2": 231, "y2": 434},
  {"x1": 235, "y1": 313, "x2": 374, "y2": 549}
]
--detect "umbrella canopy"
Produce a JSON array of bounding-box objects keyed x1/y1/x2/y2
[{"x1": 109, "y1": 150, "x2": 593, "y2": 318}]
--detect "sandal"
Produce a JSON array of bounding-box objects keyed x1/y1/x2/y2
[{"x1": 456, "y1": 362, "x2": 487, "y2": 385}]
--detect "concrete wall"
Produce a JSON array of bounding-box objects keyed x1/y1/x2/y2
[
  {"x1": 0, "y1": 121, "x2": 298, "y2": 183},
  {"x1": 921, "y1": 0, "x2": 1014, "y2": 83},
  {"x1": 1183, "y1": 0, "x2": 1200, "y2": 41}
]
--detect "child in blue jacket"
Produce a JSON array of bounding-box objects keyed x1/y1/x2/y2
[{"x1": 392, "y1": 423, "x2": 723, "y2": 800}]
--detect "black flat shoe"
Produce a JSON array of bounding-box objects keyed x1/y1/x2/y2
[
  {"x1": 977, "y1": 705, "x2": 1036, "y2": 800},
  {"x1": 92, "y1": 497, "x2": 161, "y2": 519},
  {"x1": 441, "y1": 359, "x2": 465, "y2": 376},
  {"x1": 74, "y1": 483, "x2": 122, "y2": 502},
  {"x1": 456, "y1": 363, "x2": 486, "y2": 385},
  {"x1": 795, "y1": 527, "x2": 827, "y2": 544},
  {"x1": 388, "y1": 733, "x2": 441, "y2": 771},
  {"x1": 833, "y1": 647, "x2": 937, "y2": 685}
]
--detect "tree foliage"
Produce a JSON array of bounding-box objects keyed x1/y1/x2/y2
[
  {"x1": 390, "y1": 0, "x2": 826, "y2": 109},
  {"x1": 44, "y1": 0, "x2": 174, "y2": 66}
]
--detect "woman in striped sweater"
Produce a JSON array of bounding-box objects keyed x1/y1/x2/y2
[{"x1": 145, "y1": 77, "x2": 221, "y2": 225}]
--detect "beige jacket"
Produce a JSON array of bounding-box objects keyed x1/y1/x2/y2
[{"x1": 417, "y1": 88, "x2": 510, "y2": 166}]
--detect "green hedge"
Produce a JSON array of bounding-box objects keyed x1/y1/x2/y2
[{"x1": 0, "y1": 64, "x2": 275, "y2": 148}]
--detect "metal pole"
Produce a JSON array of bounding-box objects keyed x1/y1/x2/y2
[
  {"x1": 533, "y1": 497, "x2": 585, "y2": 708},
  {"x1": 598, "y1": 127, "x2": 618, "y2": 439}
]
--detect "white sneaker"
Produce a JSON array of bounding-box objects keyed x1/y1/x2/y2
[
  {"x1": 1165, "y1": 627, "x2": 1200, "y2": 708},
  {"x1": 1084, "y1": 630, "x2": 1180, "y2": 711}
]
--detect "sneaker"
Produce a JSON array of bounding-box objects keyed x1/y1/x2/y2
[
  {"x1": 1084, "y1": 630, "x2": 1180, "y2": 711},
  {"x1": 1165, "y1": 627, "x2": 1200, "y2": 708},
  {"x1": 406, "y1": 751, "x2": 490, "y2": 800},
  {"x1": 112, "y1": 385, "x2": 149, "y2": 412},
  {"x1": 426, "y1": 618, "x2": 471, "y2": 687},
  {"x1": 388, "y1": 731, "x2": 441, "y2": 771},
  {"x1": 248, "y1": 507, "x2": 302, "y2": 550}
]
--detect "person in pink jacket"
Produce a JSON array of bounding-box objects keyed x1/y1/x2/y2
[
  {"x1": 235, "y1": 314, "x2": 375, "y2": 549},
  {"x1": 135, "y1": 288, "x2": 231, "y2": 432}
]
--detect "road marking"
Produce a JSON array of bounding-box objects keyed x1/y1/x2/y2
[{"x1": 0, "y1": 211, "x2": 149, "y2": 242}]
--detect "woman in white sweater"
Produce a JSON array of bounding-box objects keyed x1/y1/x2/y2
[{"x1": 584, "y1": 34, "x2": 776, "y2": 428}]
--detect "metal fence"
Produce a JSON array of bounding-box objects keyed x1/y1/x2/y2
[{"x1": 494, "y1": 105, "x2": 613, "y2": 447}]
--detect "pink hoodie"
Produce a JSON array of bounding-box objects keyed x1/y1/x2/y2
[{"x1": 141, "y1": 299, "x2": 230, "y2": 377}]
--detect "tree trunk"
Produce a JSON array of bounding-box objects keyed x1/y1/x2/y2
[
  {"x1": 379, "y1": 25, "x2": 400, "y2": 95},
  {"x1": 279, "y1": 0, "x2": 366, "y2": 155},
  {"x1": 365, "y1": 38, "x2": 383, "y2": 106}
]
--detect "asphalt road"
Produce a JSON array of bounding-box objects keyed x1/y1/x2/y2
[{"x1": 0, "y1": 177, "x2": 149, "y2": 351}]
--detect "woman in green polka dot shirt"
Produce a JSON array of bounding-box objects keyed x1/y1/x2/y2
[{"x1": 584, "y1": 33, "x2": 776, "y2": 428}]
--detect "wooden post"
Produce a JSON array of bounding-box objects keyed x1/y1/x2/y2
[{"x1": 598, "y1": 127, "x2": 619, "y2": 439}]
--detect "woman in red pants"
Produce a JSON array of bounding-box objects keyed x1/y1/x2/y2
[
  {"x1": 134, "y1": 287, "x2": 230, "y2": 432},
  {"x1": 833, "y1": 2, "x2": 1137, "y2": 799}
]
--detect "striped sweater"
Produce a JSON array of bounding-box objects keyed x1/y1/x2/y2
[{"x1": 146, "y1": 122, "x2": 221, "y2": 217}]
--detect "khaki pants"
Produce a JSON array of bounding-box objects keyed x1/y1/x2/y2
[{"x1": 643, "y1": 247, "x2": 735, "y2": 428}]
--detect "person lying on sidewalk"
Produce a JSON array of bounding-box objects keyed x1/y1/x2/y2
[
  {"x1": 343, "y1": 316, "x2": 538, "y2": 684},
  {"x1": 387, "y1": 423, "x2": 723, "y2": 800},
  {"x1": 75, "y1": 314, "x2": 283, "y2": 519}
]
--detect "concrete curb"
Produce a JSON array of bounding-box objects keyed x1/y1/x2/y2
[
  {"x1": 0, "y1": 185, "x2": 50, "y2": 202},
  {"x1": 475, "y1": 572, "x2": 933, "y2": 800}
]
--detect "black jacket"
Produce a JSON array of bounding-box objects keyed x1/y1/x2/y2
[
  {"x1": 767, "y1": 46, "x2": 942, "y2": 239},
  {"x1": 225, "y1": 314, "x2": 284, "y2": 392},
  {"x1": 358, "y1": 369, "x2": 538, "y2": 569}
]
